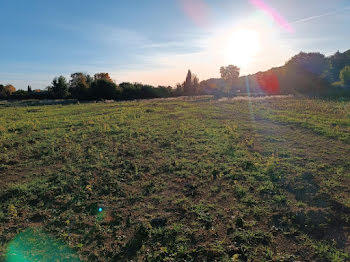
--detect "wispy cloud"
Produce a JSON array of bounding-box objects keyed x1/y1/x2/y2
[
  {"x1": 1, "y1": 21, "x2": 209, "y2": 89},
  {"x1": 92, "y1": 24, "x2": 205, "y2": 54}
]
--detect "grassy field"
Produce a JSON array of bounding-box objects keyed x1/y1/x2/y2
[{"x1": 1, "y1": 97, "x2": 350, "y2": 261}]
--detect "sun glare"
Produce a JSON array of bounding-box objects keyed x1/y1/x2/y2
[{"x1": 225, "y1": 29, "x2": 261, "y2": 69}]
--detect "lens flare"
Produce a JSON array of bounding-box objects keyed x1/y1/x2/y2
[
  {"x1": 256, "y1": 71, "x2": 280, "y2": 95},
  {"x1": 249, "y1": 0, "x2": 294, "y2": 33},
  {"x1": 245, "y1": 76, "x2": 256, "y2": 123},
  {"x1": 5, "y1": 228, "x2": 80, "y2": 262},
  {"x1": 96, "y1": 203, "x2": 106, "y2": 222},
  {"x1": 179, "y1": 0, "x2": 209, "y2": 27}
]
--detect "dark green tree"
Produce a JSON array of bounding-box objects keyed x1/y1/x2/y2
[
  {"x1": 69, "y1": 73, "x2": 92, "y2": 99},
  {"x1": 327, "y1": 50, "x2": 350, "y2": 82},
  {"x1": 119, "y1": 82, "x2": 141, "y2": 100},
  {"x1": 286, "y1": 52, "x2": 327, "y2": 76},
  {"x1": 50, "y1": 76, "x2": 69, "y2": 98},
  {"x1": 91, "y1": 79, "x2": 119, "y2": 100},
  {"x1": 0, "y1": 85, "x2": 6, "y2": 98},
  {"x1": 340, "y1": 66, "x2": 350, "y2": 86},
  {"x1": 11, "y1": 89, "x2": 28, "y2": 99}
]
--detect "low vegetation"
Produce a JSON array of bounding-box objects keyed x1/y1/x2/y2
[{"x1": 1, "y1": 96, "x2": 349, "y2": 261}]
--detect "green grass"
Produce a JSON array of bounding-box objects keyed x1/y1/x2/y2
[{"x1": 0, "y1": 97, "x2": 350, "y2": 261}]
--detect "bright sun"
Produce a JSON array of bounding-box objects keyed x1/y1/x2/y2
[{"x1": 225, "y1": 29, "x2": 261, "y2": 69}]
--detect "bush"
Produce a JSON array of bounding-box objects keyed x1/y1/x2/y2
[
  {"x1": 90, "y1": 79, "x2": 120, "y2": 100},
  {"x1": 340, "y1": 66, "x2": 350, "y2": 86}
]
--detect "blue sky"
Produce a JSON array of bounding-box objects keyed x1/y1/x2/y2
[{"x1": 1, "y1": 0, "x2": 350, "y2": 89}]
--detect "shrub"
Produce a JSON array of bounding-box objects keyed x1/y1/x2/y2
[
  {"x1": 90, "y1": 79, "x2": 120, "y2": 100},
  {"x1": 340, "y1": 66, "x2": 350, "y2": 86}
]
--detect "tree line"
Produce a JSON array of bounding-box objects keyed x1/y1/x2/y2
[
  {"x1": 0, "y1": 70, "x2": 205, "y2": 101},
  {"x1": 200, "y1": 50, "x2": 350, "y2": 98},
  {"x1": 1, "y1": 73, "x2": 175, "y2": 100},
  {"x1": 48, "y1": 72, "x2": 175, "y2": 100},
  {"x1": 1, "y1": 49, "x2": 350, "y2": 100}
]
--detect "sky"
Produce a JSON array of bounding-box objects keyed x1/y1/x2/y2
[{"x1": 1, "y1": 0, "x2": 350, "y2": 89}]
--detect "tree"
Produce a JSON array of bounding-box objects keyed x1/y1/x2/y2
[
  {"x1": 69, "y1": 73, "x2": 92, "y2": 99},
  {"x1": 91, "y1": 79, "x2": 119, "y2": 100},
  {"x1": 0, "y1": 84, "x2": 16, "y2": 98},
  {"x1": 12, "y1": 89, "x2": 28, "y2": 99},
  {"x1": 220, "y1": 65, "x2": 240, "y2": 83},
  {"x1": 27, "y1": 85, "x2": 32, "y2": 93},
  {"x1": 285, "y1": 52, "x2": 327, "y2": 76},
  {"x1": 183, "y1": 70, "x2": 200, "y2": 95},
  {"x1": 5, "y1": 85, "x2": 16, "y2": 94},
  {"x1": 340, "y1": 66, "x2": 350, "y2": 86},
  {"x1": 327, "y1": 49, "x2": 350, "y2": 82},
  {"x1": 119, "y1": 82, "x2": 140, "y2": 100},
  {"x1": 0, "y1": 85, "x2": 6, "y2": 98},
  {"x1": 173, "y1": 83, "x2": 184, "y2": 96},
  {"x1": 50, "y1": 76, "x2": 69, "y2": 98},
  {"x1": 94, "y1": 73, "x2": 113, "y2": 82},
  {"x1": 184, "y1": 70, "x2": 192, "y2": 94},
  {"x1": 192, "y1": 75, "x2": 200, "y2": 95}
]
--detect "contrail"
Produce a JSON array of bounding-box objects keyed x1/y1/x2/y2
[{"x1": 291, "y1": 6, "x2": 350, "y2": 25}]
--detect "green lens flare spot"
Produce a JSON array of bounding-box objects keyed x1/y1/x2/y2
[{"x1": 5, "y1": 228, "x2": 81, "y2": 262}]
